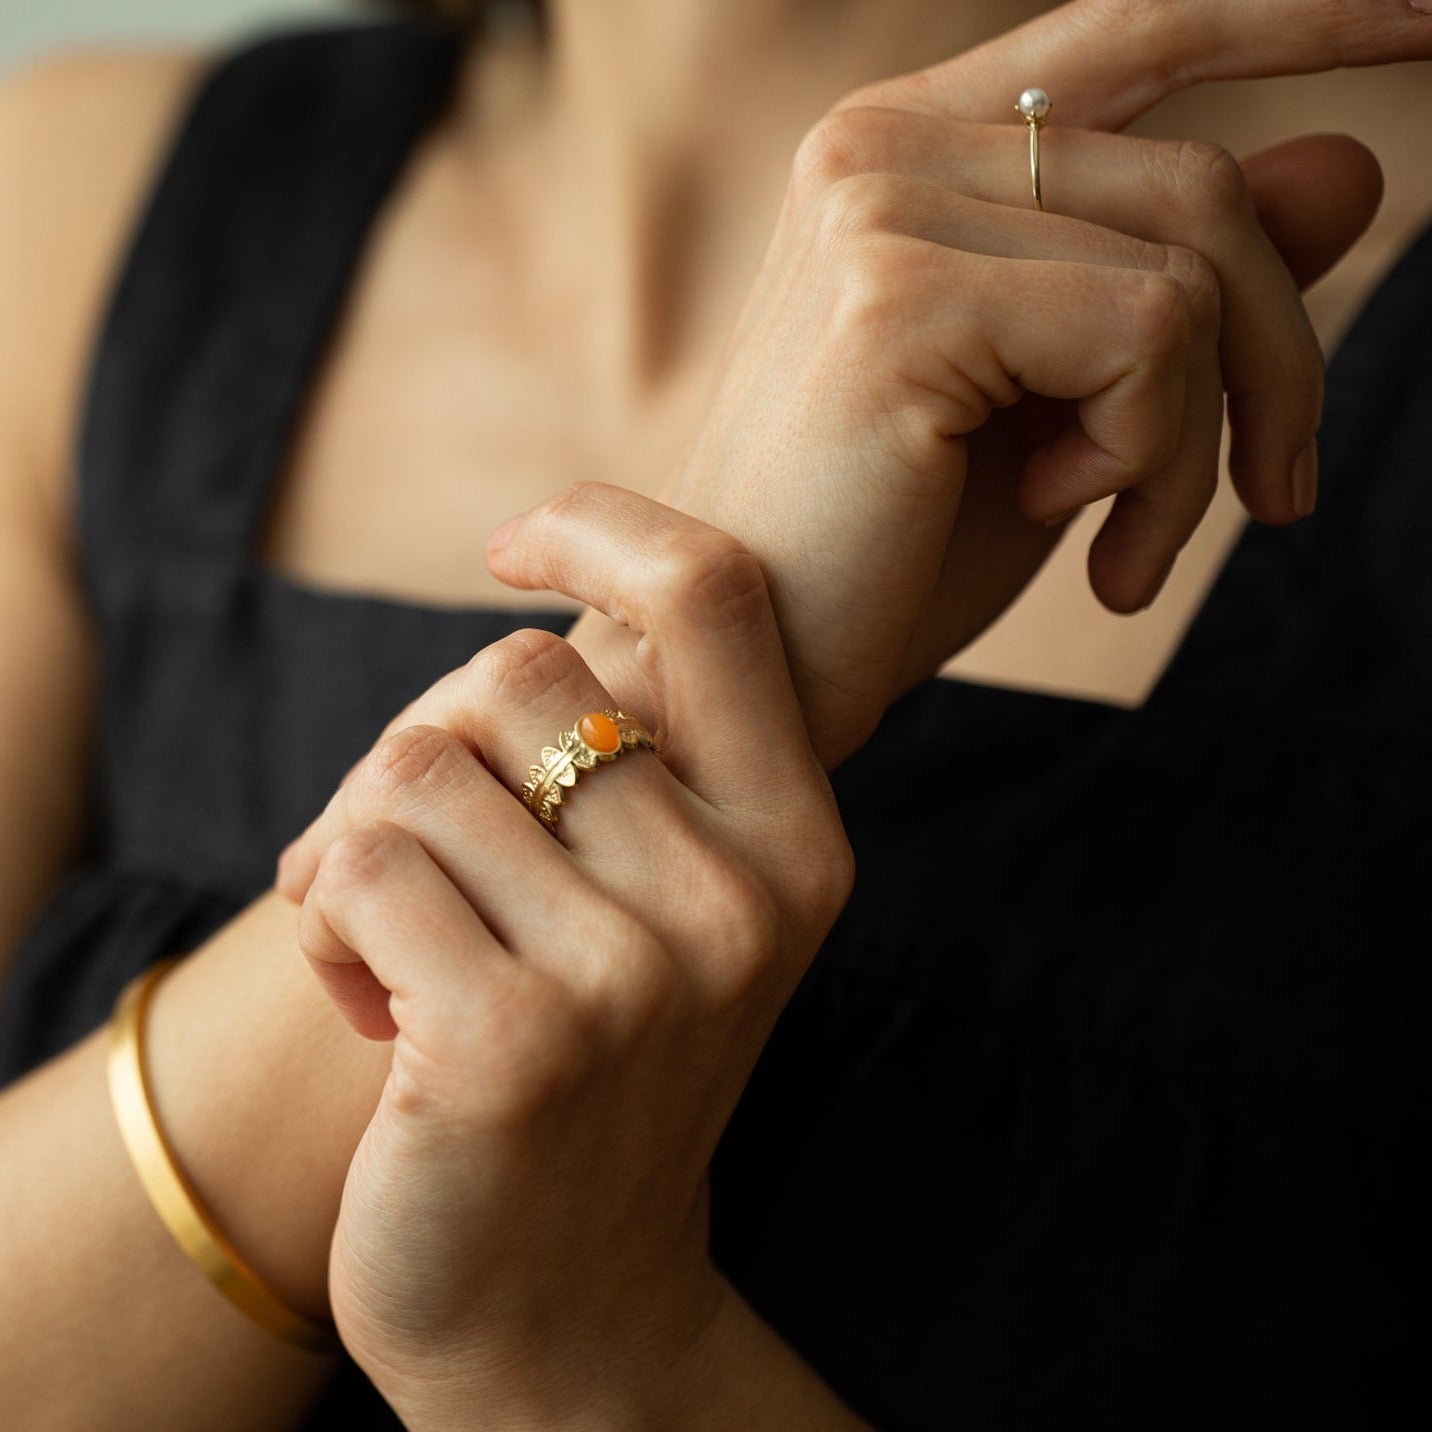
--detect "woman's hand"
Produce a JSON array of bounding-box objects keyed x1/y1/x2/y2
[
  {"x1": 556, "y1": 0, "x2": 1431, "y2": 767},
  {"x1": 274, "y1": 492, "x2": 863, "y2": 1428}
]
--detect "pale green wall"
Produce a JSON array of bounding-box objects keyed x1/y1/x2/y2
[{"x1": 0, "y1": 1, "x2": 354, "y2": 78}]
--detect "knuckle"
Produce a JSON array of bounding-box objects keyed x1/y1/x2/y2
[
  {"x1": 770, "y1": 802, "x2": 857, "y2": 944},
  {"x1": 627, "y1": 948, "x2": 684, "y2": 1027},
  {"x1": 691, "y1": 859, "x2": 783, "y2": 1001},
  {"x1": 650, "y1": 530, "x2": 770, "y2": 630},
  {"x1": 791, "y1": 105, "x2": 908, "y2": 195},
  {"x1": 1122, "y1": 271, "x2": 1192, "y2": 357},
  {"x1": 813, "y1": 169, "x2": 908, "y2": 247},
  {"x1": 531, "y1": 480, "x2": 604, "y2": 530},
  {"x1": 1168, "y1": 139, "x2": 1252, "y2": 216},
  {"x1": 296, "y1": 894, "x2": 339, "y2": 970},
  {"x1": 592, "y1": 934, "x2": 683, "y2": 1035},
  {"x1": 484, "y1": 978, "x2": 599, "y2": 1121},
  {"x1": 360, "y1": 724, "x2": 469, "y2": 806},
  {"x1": 792, "y1": 109, "x2": 872, "y2": 192},
  {"x1": 467, "y1": 628, "x2": 579, "y2": 709},
  {"x1": 314, "y1": 819, "x2": 407, "y2": 900},
  {"x1": 1158, "y1": 244, "x2": 1222, "y2": 332},
  {"x1": 826, "y1": 231, "x2": 910, "y2": 341}
]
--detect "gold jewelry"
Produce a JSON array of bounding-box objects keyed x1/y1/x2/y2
[
  {"x1": 1016, "y1": 87, "x2": 1052, "y2": 212},
  {"x1": 522, "y1": 708, "x2": 660, "y2": 833},
  {"x1": 107, "y1": 959, "x2": 342, "y2": 1355}
]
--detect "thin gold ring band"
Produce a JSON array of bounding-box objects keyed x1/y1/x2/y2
[
  {"x1": 107, "y1": 958, "x2": 343, "y2": 1354},
  {"x1": 1017, "y1": 87, "x2": 1052, "y2": 213}
]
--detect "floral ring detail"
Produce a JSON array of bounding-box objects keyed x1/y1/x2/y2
[{"x1": 521, "y1": 709, "x2": 661, "y2": 834}]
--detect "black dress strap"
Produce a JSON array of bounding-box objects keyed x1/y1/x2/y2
[
  {"x1": 60, "y1": 17, "x2": 567, "y2": 896},
  {"x1": 76, "y1": 19, "x2": 464, "y2": 627}
]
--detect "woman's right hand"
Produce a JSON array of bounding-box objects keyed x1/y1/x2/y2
[{"x1": 544, "y1": 0, "x2": 1431, "y2": 768}]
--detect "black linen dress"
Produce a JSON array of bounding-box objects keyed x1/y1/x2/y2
[{"x1": 1, "y1": 19, "x2": 1428, "y2": 1431}]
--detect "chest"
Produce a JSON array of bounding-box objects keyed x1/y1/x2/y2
[{"x1": 255, "y1": 147, "x2": 726, "y2": 615}]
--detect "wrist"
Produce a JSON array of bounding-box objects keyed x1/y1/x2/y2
[
  {"x1": 378, "y1": 1275, "x2": 867, "y2": 1432},
  {"x1": 371, "y1": 1267, "x2": 733, "y2": 1432},
  {"x1": 661, "y1": 1281, "x2": 871, "y2": 1432},
  {"x1": 143, "y1": 889, "x2": 393, "y2": 1322}
]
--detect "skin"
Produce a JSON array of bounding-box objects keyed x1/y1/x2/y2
[
  {"x1": 282, "y1": 489, "x2": 862, "y2": 1428},
  {"x1": 260, "y1": 2, "x2": 1432, "y2": 700},
  {"x1": 0, "y1": 1, "x2": 1430, "y2": 1426}
]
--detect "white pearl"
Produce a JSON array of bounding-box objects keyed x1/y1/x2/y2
[{"x1": 1017, "y1": 87, "x2": 1051, "y2": 122}]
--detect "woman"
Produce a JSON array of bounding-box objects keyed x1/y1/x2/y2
[{"x1": 0, "y1": 0, "x2": 1429, "y2": 1426}]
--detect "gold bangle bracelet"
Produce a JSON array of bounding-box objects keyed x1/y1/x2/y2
[{"x1": 106, "y1": 958, "x2": 343, "y2": 1356}]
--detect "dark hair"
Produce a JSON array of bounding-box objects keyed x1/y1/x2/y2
[{"x1": 382, "y1": 0, "x2": 544, "y2": 31}]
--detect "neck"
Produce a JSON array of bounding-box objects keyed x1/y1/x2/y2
[
  {"x1": 541, "y1": 0, "x2": 1052, "y2": 147},
  {"x1": 452, "y1": 0, "x2": 1055, "y2": 407}
]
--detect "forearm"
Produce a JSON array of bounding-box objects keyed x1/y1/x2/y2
[
  {"x1": 0, "y1": 515, "x2": 97, "y2": 1000},
  {"x1": 0, "y1": 889, "x2": 391, "y2": 1429}
]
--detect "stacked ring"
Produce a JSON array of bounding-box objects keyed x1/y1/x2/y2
[{"x1": 522, "y1": 709, "x2": 660, "y2": 833}]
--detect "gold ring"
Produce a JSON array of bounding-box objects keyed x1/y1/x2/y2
[
  {"x1": 1016, "y1": 87, "x2": 1052, "y2": 212},
  {"x1": 522, "y1": 709, "x2": 660, "y2": 833}
]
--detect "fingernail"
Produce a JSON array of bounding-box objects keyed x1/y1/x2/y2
[
  {"x1": 487, "y1": 510, "x2": 528, "y2": 553},
  {"x1": 1410, "y1": 1, "x2": 1432, "y2": 15},
  {"x1": 1290, "y1": 440, "x2": 1319, "y2": 518},
  {"x1": 1042, "y1": 506, "x2": 1078, "y2": 528}
]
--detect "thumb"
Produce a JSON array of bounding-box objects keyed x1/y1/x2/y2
[{"x1": 1238, "y1": 133, "x2": 1385, "y2": 292}]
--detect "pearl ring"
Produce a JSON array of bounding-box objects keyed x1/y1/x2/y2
[{"x1": 1016, "y1": 87, "x2": 1052, "y2": 213}]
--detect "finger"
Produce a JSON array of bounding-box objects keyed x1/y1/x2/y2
[
  {"x1": 863, "y1": 233, "x2": 1193, "y2": 521},
  {"x1": 1238, "y1": 133, "x2": 1385, "y2": 290},
  {"x1": 801, "y1": 168, "x2": 1225, "y2": 546},
  {"x1": 843, "y1": 0, "x2": 1432, "y2": 130},
  {"x1": 280, "y1": 633, "x2": 688, "y2": 903},
  {"x1": 280, "y1": 719, "x2": 572, "y2": 915},
  {"x1": 485, "y1": 484, "x2": 822, "y2": 812},
  {"x1": 300, "y1": 817, "x2": 521, "y2": 1048},
  {"x1": 1086, "y1": 307, "x2": 1226, "y2": 612},
  {"x1": 285, "y1": 653, "x2": 693, "y2": 1013},
  {"x1": 797, "y1": 116, "x2": 1336, "y2": 523},
  {"x1": 1009, "y1": 130, "x2": 1381, "y2": 525},
  {"x1": 805, "y1": 111, "x2": 1385, "y2": 292},
  {"x1": 1013, "y1": 301, "x2": 1223, "y2": 613},
  {"x1": 926, "y1": 125, "x2": 1327, "y2": 524},
  {"x1": 294, "y1": 721, "x2": 670, "y2": 1013}
]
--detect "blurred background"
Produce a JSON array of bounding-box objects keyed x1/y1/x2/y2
[{"x1": 0, "y1": 2, "x2": 347, "y2": 76}]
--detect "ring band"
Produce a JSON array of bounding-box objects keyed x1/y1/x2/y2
[
  {"x1": 1016, "y1": 87, "x2": 1052, "y2": 212},
  {"x1": 522, "y1": 708, "x2": 660, "y2": 833}
]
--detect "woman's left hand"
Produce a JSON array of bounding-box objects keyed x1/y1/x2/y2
[{"x1": 273, "y1": 487, "x2": 859, "y2": 1428}]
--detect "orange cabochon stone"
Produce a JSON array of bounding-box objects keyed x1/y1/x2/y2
[{"x1": 578, "y1": 711, "x2": 621, "y2": 755}]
